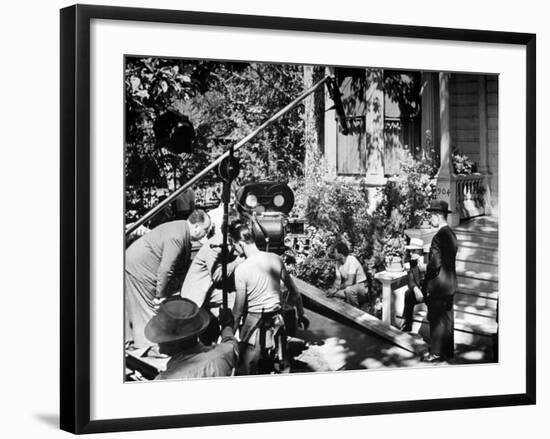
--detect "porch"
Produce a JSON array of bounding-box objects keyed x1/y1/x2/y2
[{"x1": 321, "y1": 68, "x2": 498, "y2": 222}]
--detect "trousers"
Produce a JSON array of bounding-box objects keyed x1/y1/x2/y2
[{"x1": 427, "y1": 295, "x2": 455, "y2": 359}]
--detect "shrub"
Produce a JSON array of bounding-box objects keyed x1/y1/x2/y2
[
  {"x1": 287, "y1": 150, "x2": 436, "y2": 317},
  {"x1": 452, "y1": 149, "x2": 477, "y2": 175},
  {"x1": 286, "y1": 226, "x2": 336, "y2": 290}
]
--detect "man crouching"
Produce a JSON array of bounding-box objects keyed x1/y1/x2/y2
[
  {"x1": 230, "y1": 223, "x2": 309, "y2": 375},
  {"x1": 145, "y1": 297, "x2": 238, "y2": 379}
]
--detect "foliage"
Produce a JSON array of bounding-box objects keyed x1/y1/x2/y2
[
  {"x1": 178, "y1": 62, "x2": 306, "y2": 185},
  {"x1": 125, "y1": 57, "x2": 307, "y2": 222},
  {"x1": 452, "y1": 149, "x2": 477, "y2": 175},
  {"x1": 286, "y1": 151, "x2": 437, "y2": 313},
  {"x1": 286, "y1": 226, "x2": 337, "y2": 290},
  {"x1": 383, "y1": 71, "x2": 421, "y2": 117}
]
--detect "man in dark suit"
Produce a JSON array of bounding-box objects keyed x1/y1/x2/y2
[{"x1": 423, "y1": 200, "x2": 458, "y2": 362}]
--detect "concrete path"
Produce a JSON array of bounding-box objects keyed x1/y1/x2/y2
[{"x1": 293, "y1": 307, "x2": 494, "y2": 372}]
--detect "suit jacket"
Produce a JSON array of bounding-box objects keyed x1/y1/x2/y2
[
  {"x1": 155, "y1": 338, "x2": 239, "y2": 380},
  {"x1": 126, "y1": 220, "x2": 191, "y2": 299},
  {"x1": 424, "y1": 225, "x2": 458, "y2": 298}
]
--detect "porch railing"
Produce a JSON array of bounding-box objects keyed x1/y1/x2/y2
[{"x1": 454, "y1": 173, "x2": 485, "y2": 220}]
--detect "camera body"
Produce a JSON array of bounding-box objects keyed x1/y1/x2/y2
[{"x1": 235, "y1": 182, "x2": 295, "y2": 254}]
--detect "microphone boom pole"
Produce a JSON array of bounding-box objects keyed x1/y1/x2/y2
[{"x1": 126, "y1": 74, "x2": 347, "y2": 236}]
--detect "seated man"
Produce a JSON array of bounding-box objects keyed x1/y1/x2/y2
[
  {"x1": 327, "y1": 241, "x2": 368, "y2": 308},
  {"x1": 230, "y1": 223, "x2": 309, "y2": 375},
  {"x1": 145, "y1": 297, "x2": 239, "y2": 380},
  {"x1": 400, "y1": 238, "x2": 426, "y2": 332}
]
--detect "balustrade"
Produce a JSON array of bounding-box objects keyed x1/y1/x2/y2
[{"x1": 454, "y1": 173, "x2": 485, "y2": 220}]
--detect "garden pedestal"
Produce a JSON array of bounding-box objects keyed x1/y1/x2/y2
[{"x1": 374, "y1": 270, "x2": 408, "y2": 326}]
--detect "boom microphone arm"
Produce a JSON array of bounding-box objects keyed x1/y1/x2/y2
[{"x1": 126, "y1": 74, "x2": 349, "y2": 236}]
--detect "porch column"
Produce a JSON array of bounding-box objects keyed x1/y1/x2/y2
[
  {"x1": 421, "y1": 72, "x2": 439, "y2": 160},
  {"x1": 365, "y1": 68, "x2": 386, "y2": 185},
  {"x1": 477, "y1": 75, "x2": 492, "y2": 214},
  {"x1": 436, "y1": 72, "x2": 459, "y2": 226},
  {"x1": 324, "y1": 67, "x2": 338, "y2": 176},
  {"x1": 303, "y1": 65, "x2": 326, "y2": 179},
  {"x1": 374, "y1": 270, "x2": 407, "y2": 326},
  {"x1": 477, "y1": 76, "x2": 489, "y2": 174}
]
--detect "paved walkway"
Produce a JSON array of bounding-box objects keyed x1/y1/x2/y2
[{"x1": 292, "y1": 307, "x2": 494, "y2": 372}]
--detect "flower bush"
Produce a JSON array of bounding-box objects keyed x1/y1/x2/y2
[
  {"x1": 286, "y1": 226, "x2": 336, "y2": 290},
  {"x1": 452, "y1": 149, "x2": 477, "y2": 175},
  {"x1": 286, "y1": 150, "x2": 437, "y2": 317}
]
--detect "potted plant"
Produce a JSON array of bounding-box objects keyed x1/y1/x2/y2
[{"x1": 383, "y1": 234, "x2": 405, "y2": 273}]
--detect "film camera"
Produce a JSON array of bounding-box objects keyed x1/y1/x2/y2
[{"x1": 235, "y1": 182, "x2": 299, "y2": 255}]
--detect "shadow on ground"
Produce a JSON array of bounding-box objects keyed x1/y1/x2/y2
[{"x1": 292, "y1": 308, "x2": 495, "y2": 372}]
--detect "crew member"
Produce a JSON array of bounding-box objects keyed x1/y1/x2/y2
[
  {"x1": 327, "y1": 241, "x2": 369, "y2": 309},
  {"x1": 423, "y1": 200, "x2": 458, "y2": 362},
  {"x1": 125, "y1": 209, "x2": 211, "y2": 349},
  {"x1": 145, "y1": 298, "x2": 239, "y2": 379},
  {"x1": 230, "y1": 223, "x2": 309, "y2": 375},
  {"x1": 180, "y1": 212, "x2": 243, "y2": 344}
]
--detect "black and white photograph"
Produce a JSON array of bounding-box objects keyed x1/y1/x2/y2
[{"x1": 123, "y1": 57, "x2": 500, "y2": 381}]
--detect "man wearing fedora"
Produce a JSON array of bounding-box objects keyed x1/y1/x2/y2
[
  {"x1": 423, "y1": 199, "x2": 459, "y2": 362},
  {"x1": 125, "y1": 209, "x2": 211, "y2": 350},
  {"x1": 145, "y1": 297, "x2": 239, "y2": 379},
  {"x1": 400, "y1": 237, "x2": 426, "y2": 332}
]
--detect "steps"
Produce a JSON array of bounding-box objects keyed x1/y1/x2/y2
[
  {"x1": 455, "y1": 231, "x2": 498, "y2": 248},
  {"x1": 454, "y1": 219, "x2": 499, "y2": 342},
  {"x1": 456, "y1": 261, "x2": 497, "y2": 279},
  {"x1": 457, "y1": 248, "x2": 498, "y2": 265},
  {"x1": 396, "y1": 217, "x2": 499, "y2": 347}
]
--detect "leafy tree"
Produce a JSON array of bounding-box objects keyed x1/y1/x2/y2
[{"x1": 125, "y1": 57, "x2": 307, "y2": 222}]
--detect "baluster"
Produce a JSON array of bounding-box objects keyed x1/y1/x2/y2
[
  {"x1": 458, "y1": 181, "x2": 464, "y2": 217},
  {"x1": 455, "y1": 180, "x2": 460, "y2": 216}
]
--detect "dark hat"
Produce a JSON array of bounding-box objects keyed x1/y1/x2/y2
[
  {"x1": 426, "y1": 199, "x2": 452, "y2": 214},
  {"x1": 144, "y1": 298, "x2": 210, "y2": 344}
]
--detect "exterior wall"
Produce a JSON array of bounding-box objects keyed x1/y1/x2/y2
[
  {"x1": 324, "y1": 69, "x2": 499, "y2": 215},
  {"x1": 486, "y1": 76, "x2": 499, "y2": 211},
  {"x1": 449, "y1": 73, "x2": 499, "y2": 214},
  {"x1": 420, "y1": 72, "x2": 440, "y2": 161},
  {"x1": 450, "y1": 74, "x2": 480, "y2": 164},
  {"x1": 324, "y1": 67, "x2": 386, "y2": 184}
]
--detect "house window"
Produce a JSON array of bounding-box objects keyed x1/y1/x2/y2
[
  {"x1": 383, "y1": 70, "x2": 421, "y2": 175},
  {"x1": 335, "y1": 68, "x2": 366, "y2": 175}
]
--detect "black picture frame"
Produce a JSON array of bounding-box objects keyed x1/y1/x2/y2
[{"x1": 60, "y1": 4, "x2": 536, "y2": 434}]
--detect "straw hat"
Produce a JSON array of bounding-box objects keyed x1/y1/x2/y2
[{"x1": 405, "y1": 237, "x2": 424, "y2": 250}]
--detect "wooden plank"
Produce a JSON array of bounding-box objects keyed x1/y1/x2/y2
[
  {"x1": 125, "y1": 348, "x2": 169, "y2": 380},
  {"x1": 293, "y1": 277, "x2": 429, "y2": 356}
]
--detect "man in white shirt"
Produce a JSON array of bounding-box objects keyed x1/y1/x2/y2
[
  {"x1": 230, "y1": 223, "x2": 309, "y2": 374},
  {"x1": 327, "y1": 241, "x2": 369, "y2": 308}
]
